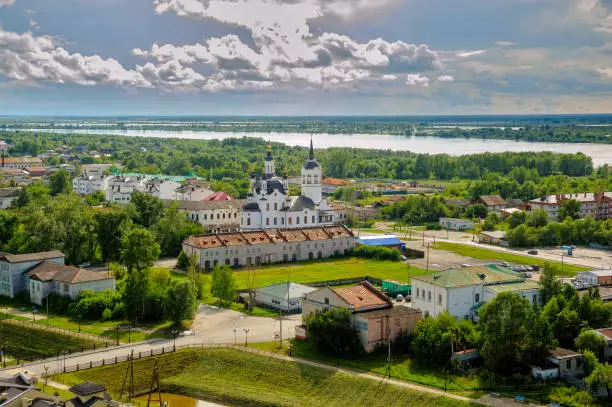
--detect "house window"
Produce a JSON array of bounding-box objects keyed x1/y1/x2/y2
[
  {"x1": 274, "y1": 203, "x2": 278, "y2": 210},
  {"x1": 577, "y1": 358, "x2": 582, "y2": 368},
  {"x1": 312, "y1": 216, "x2": 315, "y2": 223},
  {"x1": 217, "y1": 214, "x2": 220, "y2": 219},
  {"x1": 247, "y1": 218, "x2": 251, "y2": 226},
  {"x1": 267, "y1": 203, "x2": 270, "y2": 211},
  {"x1": 274, "y1": 218, "x2": 277, "y2": 225},
  {"x1": 266, "y1": 218, "x2": 270, "y2": 226},
  {"x1": 566, "y1": 360, "x2": 572, "y2": 369},
  {"x1": 281, "y1": 218, "x2": 285, "y2": 225},
  {"x1": 416, "y1": 288, "x2": 419, "y2": 298},
  {"x1": 362, "y1": 321, "x2": 368, "y2": 331},
  {"x1": 475, "y1": 293, "x2": 480, "y2": 303},
  {"x1": 532, "y1": 294, "x2": 537, "y2": 303},
  {"x1": 296, "y1": 217, "x2": 300, "y2": 224},
  {"x1": 304, "y1": 216, "x2": 308, "y2": 224},
  {"x1": 438, "y1": 294, "x2": 442, "y2": 305},
  {"x1": 288, "y1": 217, "x2": 292, "y2": 225},
  {"x1": 428, "y1": 291, "x2": 431, "y2": 302}
]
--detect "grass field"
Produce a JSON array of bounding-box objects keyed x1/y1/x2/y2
[
  {"x1": 434, "y1": 242, "x2": 590, "y2": 275},
  {"x1": 58, "y1": 348, "x2": 480, "y2": 407},
  {"x1": 224, "y1": 258, "x2": 430, "y2": 289},
  {"x1": 0, "y1": 321, "x2": 101, "y2": 361}
]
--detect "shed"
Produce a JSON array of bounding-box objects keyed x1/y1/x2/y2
[
  {"x1": 254, "y1": 282, "x2": 317, "y2": 313},
  {"x1": 381, "y1": 280, "x2": 411, "y2": 297}
]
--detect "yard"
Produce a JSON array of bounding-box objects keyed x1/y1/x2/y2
[
  {"x1": 433, "y1": 242, "x2": 589, "y2": 275},
  {"x1": 220, "y1": 257, "x2": 431, "y2": 289},
  {"x1": 58, "y1": 347, "x2": 480, "y2": 407}
]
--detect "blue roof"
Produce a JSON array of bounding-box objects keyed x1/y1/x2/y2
[{"x1": 356, "y1": 235, "x2": 402, "y2": 246}]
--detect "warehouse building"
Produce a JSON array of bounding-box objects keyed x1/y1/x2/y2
[{"x1": 182, "y1": 225, "x2": 355, "y2": 269}]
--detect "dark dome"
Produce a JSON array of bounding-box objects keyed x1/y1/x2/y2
[
  {"x1": 304, "y1": 160, "x2": 320, "y2": 170},
  {"x1": 265, "y1": 151, "x2": 274, "y2": 161},
  {"x1": 243, "y1": 202, "x2": 260, "y2": 212},
  {"x1": 266, "y1": 179, "x2": 285, "y2": 194},
  {"x1": 289, "y1": 196, "x2": 316, "y2": 211}
]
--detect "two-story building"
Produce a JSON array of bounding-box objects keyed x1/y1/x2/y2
[
  {"x1": 0, "y1": 251, "x2": 65, "y2": 298},
  {"x1": 0, "y1": 156, "x2": 44, "y2": 169},
  {"x1": 528, "y1": 192, "x2": 612, "y2": 220},
  {"x1": 302, "y1": 281, "x2": 421, "y2": 352},
  {"x1": 175, "y1": 180, "x2": 215, "y2": 201},
  {"x1": 0, "y1": 188, "x2": 20, "y2": 209},
  {"x1": 167, "y1": 199, "x2": 245, "y2": 232},
  {"x1": 411, "y1": 264, "x2": 541, "y2": 320},
  {"x1": 26, "y1": 262, "x2": 115, "y2": 306}
]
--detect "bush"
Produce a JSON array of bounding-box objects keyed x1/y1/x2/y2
[
  {"x1": 305, "y1": 308, "x2": 361, "y2": 356},
  {"x1": 47, "y1": 293, "x2": 72, "y2": 314},
  {"x1": 176, "y1": 251, "x2": 189, "y2": 270},
  {"x1": 425, "y1": 222, "x2": 442, "y2": 230},
  {"x1": 353, "y1": 245, "x2": 402, "y2": 261},
  {"x1": 69, "y1": 290, "x2": 123, "y2": 320},
  {"x1": 102, "y1": 308, "x2": 112, "y2": 321},
  {"x1": 549, "y1": 386, "x2": 597, "y2": 407}
]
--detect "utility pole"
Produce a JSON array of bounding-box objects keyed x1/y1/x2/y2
[
  {"x1": 426, "y1": 243, "x2": 431, "y2": 272},
  {"x1": 386, "y1": 315, "x2": 392, "y2": 378},
  {"x1": 244, "y1": 328, "x2": 250, "y2": 347},
  {"x1": 147, "y1": 360, "x2": 163, "y2": 407}
]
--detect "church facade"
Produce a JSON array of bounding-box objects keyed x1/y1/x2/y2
[{"x1": 240, "y1": 141, "x2": 347, "y2": 230}]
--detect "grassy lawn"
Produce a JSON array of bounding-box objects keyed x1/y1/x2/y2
[
  {"x1": 434, "y1": 242, "x2": 589, "y2": 275},
  {"x1": 225, "y1": 258, "x2": 430, "y2": 289},
  {"x1": 254, "y1": 341, "x2": 482, "y2": 394},
  {"x1": 0, "y1": 321, "x2": 102, "y2": 361},
  {"x1": 58, "y1": 348, "x2": 480, "y2": 407}
]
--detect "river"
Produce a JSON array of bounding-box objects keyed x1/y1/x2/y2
[{"x1": 13, "y1": 128, "x2": 612, "y2": 167}]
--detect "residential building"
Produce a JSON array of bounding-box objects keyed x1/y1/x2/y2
[
  {"x1": 253, "y1": 282, "x2": 317, "y2": 313},
  {"x1": 0, "y1": 373, "x2": 62, "y2": 407},
  {"x1": 576, "y1": 269, "x2": 612, "y2": 287},
  {"x1": 477, "y1": 195, "x2": 507, "y2": 212},
  {"x1": 0, "y1": 156, "x2": 44, "y2": 169},
  {"x1": 547, "y1": 348, "x2": 585, "y2": 380},
  {"x1": 593, "y1": 328, "x2": 612, "y2": 361},
  {"x1": 175, "y1": 180, "x2": 214, "y2": 201},
  {"x1": 528, "y1": 192, "x2": 612, "y2": 220},
  {"x1": 0, "y1": 188, "x2": 20, "y2": 209},
  {"x1": 24, "y1": 167, "x2": 47, "y2": 178},
  {"x1": 0, "y1": 141, "x2": 9, "y2": 152},
  {"x1": 505, "y1": 198, "x2": 525, "y2": 209},
  {"x1": 0, "y1": 169, "x2": 30, "y2": 185},
  {"x1": 355, "y1": 234, "x2": 404, "y2": 251},
  {"x1": 203, "y1": 191, "x2": 235, "y2": 201},
  {"x1": 500, "y1": 207, "x2": 523, "y2": 218},
  {"x1": 106, "y1": 175, "x2": 148, "y2": 203},
  {"x1": 46, "y1": 164, "x2": 76, "y2": 175},
  {"x1": 0, "y1": 251, "x2": 65, "y2": 298},
  {"x1": 167, "y1": 199, "x2": 246, "y2": 232},
  {"x1": 73, "y1": 171, "x2": 111, "y2": 196},
  {"x1": 439, "y1": 218, "x2": 474, "y2": 231},
  {"x1": 182, "y1": 225, "x2": 355, "y2": 270},
  {"x1": 411, "y1": 264, "x2": 540, "y2": 320},
  {"x1": 302, "y1": 281, "x2": 421, "y2": 352},
  {"x1": 66, "y1": 382, "x2": 118, "y2": 407},
  {"x1": 26, "y1": 262, "x2": 115, "y2": 306},
  {"x1": 444, "y1": 198, "x2": 471, "y2": 208},
  {"x1": 479, "y1": 230, "x2": 508, "y2": 246},
  {"x1": 241, "y1": 141, "x2": 347, "y2": 230},
  {"x1": 144, "y1": 178, "x2": 180, "y2": 200}
]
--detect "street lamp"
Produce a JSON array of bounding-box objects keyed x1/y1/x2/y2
[
  {"x1": 243, "y1": 328, "x2": 250, "y2": 347},
  {"x1": 233, "y1": 328, "x2": 237, "y2": 345},
  {"x1": 115, "y1": 325, "x2": 120, "y2": 346}
]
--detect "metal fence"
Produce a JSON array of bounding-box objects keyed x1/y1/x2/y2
[{"x1": 3, "y1": 318, "x2": 109, "y2": 345}]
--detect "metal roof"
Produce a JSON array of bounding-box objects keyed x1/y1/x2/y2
[
  {"x1": 412, "y1": 264, "x2": 523, "y2": 288},
  {"x1": 485, "y1": 280, "x2": 541, "y2": 293},
  {"x1": 356, "y1": 235, "x2": 401, "y2": 246},
  {"x1": 255, "y1": 282, "x2": 317, "y2": 300}
]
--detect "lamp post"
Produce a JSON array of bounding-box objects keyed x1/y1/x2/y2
[
  {"x1": 115, "y1": 325, "x2": 120, "y2": 346},
  {"x1": 233, "y1": 329, "x2": 237, "y2": 345},
  {"x1": 243, "y1": 328, "x2": 250, "y2": 347}
]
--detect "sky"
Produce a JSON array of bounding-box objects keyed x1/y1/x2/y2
[{"x1": 1, "y1": 0, "x2": 612, "y2": 115}]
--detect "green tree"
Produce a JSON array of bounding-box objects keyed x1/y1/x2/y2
[
  {"x1": 121, "y1": 226, "x2": 160, "y2": 273},
  {"x1": 479, "y1": 292, "x2": 530, "y2": 374},
  {"x1": 129, "y1": 192, "x2": 165, "y2": 228},
  {"x1": 508, "y1": 210, "x2": 527, "y2": 229},
  {"x1": 210, "y1": 264, "x2": 236, "y2": 304},
  {"x1": 95, "y1": 209, "x2": 132, "y2": 262},
  {"x1": 85, "y1": 191, "x2": 106, "y2": 206},
  {"x1": 583, "y1": 349, "x2": 601, "y2": 376},
  {"x1": 49, "y1": 169, "x2": 72, "y2": 196},
  {"x1": 165, "y1": 279, "x2": 197, "y2": 328},
  {"x1": 558, "y1": 198, "x2": 581, "y2": 220},
  {"x1": 575, "y1": 330, "x2": 607, "y2": 358},
  {"x1": 124, "y1": 268, "x2": 150, "y2": 322},
  {"x1": 524, "y1": 305, "x2": 557, "y2": 366},
  {"x1": 586, "y1": 363, "x2": 612, "y2": 398},
  {"x1": 540, "y1": 264, "x2": 562, "y2": 304},
  {"x1": 0, "y1": 211, "x2": 19, "y2": 248},
  {"x1": 305, "y1": 308, "x2": 361, "y2": 356},
  {"x1": 411, "y1": 313, "x2": 456, "y2": 366},
  {"x1": 153, "y1": 202, "x2": 203, "y2": 257},
  {"x1": 527, "y1": 209, "x2": 548, "y2": 228}
]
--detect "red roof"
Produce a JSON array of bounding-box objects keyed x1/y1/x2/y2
[
  {"x1": 203, "y1": 192, "x2": 235, "y2": 201},
  {"x1": 333, "y1": 281, "x2": 390, "y2": 311}
]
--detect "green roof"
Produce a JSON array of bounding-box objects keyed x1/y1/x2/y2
[
  {"x1": 485, "y1": 280, "x2": 541, "y2": 293},
  {"x1": 122, "y1": 172, "x2": 203, "y2": 182},
  {"x1": 412, "y1": 264, "x2": 524, "y2": 288}
]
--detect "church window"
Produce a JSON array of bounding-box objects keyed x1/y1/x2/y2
[
  {"x1": 281, "y1": 218, "x2": 285, "y2": 225},
  {"x1": 314, "y1": 175, "x2": 319, "y2": 183},
  {"x1": 217, "y1": 214, "x2": 220, "y2": 219},
  {"x1": 307, "y1": 175, "x2": 312, "y2": 184},
  {"x1": 247, "y1": 218, "x2": 251, "y2": 226},
  {"x1": 266, "y1": 218, "x2": 270, "y2": 226},
  {"x1": 288, "y1": 217, "x2": 292, "y2": 225},
  {"x1": 274, "y1": 203, "x2": 278, "y2": 210},
  {"x1": 266, "y1": 203, "x2": 270, "y2": 211},
  {"x1": 296, "y1": 217, "x2": 300, "y2": 224},
  {"x1": 274, "y1": 218, "x2": 277, "y2": 225},
  {"x1": 312, "y1": 215, "x2": 315, "y2": 223},
  {"x1": 304, "y1": 216, "x2": 308, "y2": 224},
  {"x1": 204, "y1": 214, "x2": 208, "y2": 220},
  {"x1": 222, "y1": 213, "x2": 225, "y2": 219}
]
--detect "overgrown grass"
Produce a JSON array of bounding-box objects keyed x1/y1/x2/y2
[
  {"x1": 224, "y1": 257, "x2": 430, "y2": 289},
  {"x1": 433, "y1": 242, "x2": 589, "y2": 275},
  {"x1": 58, "y1": 348, "x2": 480, "y2": 407},
  {"x1": 0, "y1": 322, "x2": 101, "y2": 361}
]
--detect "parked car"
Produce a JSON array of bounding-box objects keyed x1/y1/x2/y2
[
  {"x1": 396, "y1": 294, "x2": 404, "y2": 302},
  {"x1": 401, "y1": 255, "x2": 408, "y2": 261},
  {"x1": 500, "y1": 262, "x2": 510, "y2": 267},
  {"x1": 524, "y1": 266, "x2": 533, "y2": 271},
  {"x1": 524, "y1": 272, "x2": 533, "y2": 278},
  {"x1": 461, "y1": 264, "x2": 471, "y2": 268},
  {"x1": 531, "y1": 264, "x2": 540, "y2": 271},
  {"x1": 528, "y1": 250, "x2": 538, "y2": 255}
]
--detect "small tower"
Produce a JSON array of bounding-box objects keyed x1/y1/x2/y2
[
  {"x1": 264, "y1": 144, "x2": 275, "y2": 179},
  {"x1": 301, "y1": 137, "x2": 322, "y2": 204}
]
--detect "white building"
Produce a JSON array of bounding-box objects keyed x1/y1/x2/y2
[
  {"x1": 439, "y1": 218, "x2": 475, "y2": 231},
  {"x1": 528, "y1": 192, "x2": 612, "y2": 220},
  {"x1": 240, "y1": 141, "x2": 347, "y2": 230},
  {"x1": 175, "y1": 179, "x2": 215, "y2": 201},
  {"x1": 0, "y1": 251, "x2": 65, "y2": 298},
  {"x1": 144, "y1": 178, "x2": 181, "y2": 200},
  {"x1": 26, "y1": 262, "x2": 116, "y2": 306},
  {"x1": 72, "y1": 170, "x2": 111, "y2": 196},
  {"x1": 182, "y1": 225, "x2": 355, "y2": 270},
  {"x1": 411, "y1": 264, "x2": 541, "y2": 320},
  {"x1": 0, "y1": 188, "x2": 20, "y2": 209},
  {"x1": 576, "y1": 269, "x2": 612, "y2": 287},
  {"x1": 166, "y1": 199, "x2": 245, "y2": 232},
  {"x1": 106, "y1": 175, "x2": 148, "y2": 203},
  {"x1": 254, "y1": 282, "x2": 317, "y2": 313}
]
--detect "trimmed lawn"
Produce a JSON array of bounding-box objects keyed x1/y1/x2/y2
[
  {"x1": 58, "y1": 348, "x2": 480, "y2": 407},
  {"x1": 433, "y1": 242, "x2": 589, "y2": 275},
  {"x1": 225, "y1": 258, "x2": 430, "y2": 289}
]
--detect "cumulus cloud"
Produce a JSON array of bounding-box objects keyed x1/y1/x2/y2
[
  {"x1": 437, "y1": 75, "x2": 454, "y2": 83},
  {"x1": 0, "y1": 0, "x2": 15, "y2": 7},
  {"x1": 405, "y1": 74, "x2": 429, "y2": 87},
  {"x1": 457, "y1": 50, "x2": 486, "y2": 58}
]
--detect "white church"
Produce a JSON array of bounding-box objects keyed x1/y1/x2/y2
[{"x1": 240, "y1": 140, "x2": 348, "y2": 230}]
